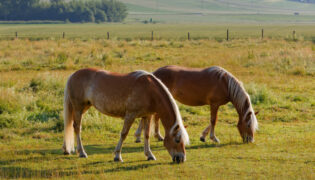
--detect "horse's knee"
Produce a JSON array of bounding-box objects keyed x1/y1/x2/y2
[
  {"x1": 73, "y1": 122, "x2": 81, "y2": 134},
  {"x1": 144, "y1": 134, "x2": 150, "y2": 139},
  {"x1": 121, "y1": 132, "x2": 128, "y2": 139}
]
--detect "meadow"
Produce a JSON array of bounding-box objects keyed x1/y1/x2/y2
[
  {"x1": 0, "y1": 25, "x2": 314, "y2": 179},
  {"x1": 1, "y1": 24, "x2": 315, "y2": 41}
]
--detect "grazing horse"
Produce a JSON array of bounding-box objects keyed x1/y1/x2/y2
[
  {"x1": 135, "y1": 65, "x2": 258, "y2": 143},
  {"x1": 63, "y1": 68, "x2": 189, "y2": 163}
]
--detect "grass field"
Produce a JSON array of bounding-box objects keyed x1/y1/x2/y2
[
  {"x1": 0, "y1": 26, "x2": 314, "y2": 178},
  {"x1": 0, "y1": 24, "x2": 315, "y2": 41}
]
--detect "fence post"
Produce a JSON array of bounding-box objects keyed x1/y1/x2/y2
[
  {"x1": 107, "y1": 32, "x2": 109, "y2": 40},
  {"x1": 261, "y1": 29, "x2": 264, "y2": 39},
  {"x1": 62, "y1": 32, "x2": 65, "y2": 39},
  {"x1": 151, "y1": 31, "x2": 154, "y2": 41},
  {"x1": 15, "y1": 32, "x2": 18, "y2": 39},
  {"x1": 226, "y1": 29, "x2": 229, "y2": 41},
  {"x1": 293, "y1": 30, "x2": 296, "y2": 40},
  {"x1": 188, "y1": 32, "x2": 190, "y2": 40}
]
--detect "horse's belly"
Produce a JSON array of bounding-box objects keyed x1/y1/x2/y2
[
  {"x1": 91, "y1": 96, "x2": 126, "y2": 118},
  {"x1": 173, "y1": 90, "x2": 208, "y2": 106}
]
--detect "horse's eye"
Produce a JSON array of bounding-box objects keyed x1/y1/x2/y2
[
  {"x1": 175, "y1": 134, "x2": 181, "y2": 143},
  {"x1": 247, "y1": 121, "x2": 251, "y2": 128}
]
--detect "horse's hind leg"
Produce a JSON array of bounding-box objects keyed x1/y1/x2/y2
[
  {"x1": 73, "y1": 110, "x2": 88, "y2": 158},
  {"x1": 143, "y1": 116, "x2": 156, "y2": 160},
  {"x1": 209, "y1": 105, "x2": 220, "y2": 143},
  {"x1": 114, "y1": 114, "x2": 136, "y2": 162},
  {"x1": 153, "y1": 114, "x2": 164, "y2": 141},
  {"x1": 134, "y1": 118, "x2": 144, "y2": 143},
  {"x1": 200, "y1": 105, "x2": 220, "y2": 143},
  {"x1": 134, "y1": 114, "x2": 163, "y2": 143}
]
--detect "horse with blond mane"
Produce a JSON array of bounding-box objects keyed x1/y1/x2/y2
[
  {"x1": 63, "y1": 68, "x2": 189, "y2": 163},
  {"x1": 135, "y1": 65, "x2": 258, "y2": 143}
]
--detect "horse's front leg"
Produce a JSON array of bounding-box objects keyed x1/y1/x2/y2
[
  {"x1": 114, "y1": 114, "x2": 136, "y2": 162},
  {"x1": 143, "y1": 116, "x2": 156, "y2": 160},
  {"x1": 153, "y1": 114, "x2": 164, "y2": 141}
]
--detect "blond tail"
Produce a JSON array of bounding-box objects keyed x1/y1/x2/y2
[{"x1": 62, "y1": 79, "x2": 74, "y2": 154}]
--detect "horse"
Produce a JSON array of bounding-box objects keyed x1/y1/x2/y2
[
  {"x1": 62, "y1": 68, "x2": 189, "y2": 163},
  {"x1": 135, "y1": 65, "x2": 258, "y2": 143}
]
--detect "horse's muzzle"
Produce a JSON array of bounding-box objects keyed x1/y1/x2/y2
[
  {"x1": 172, "y1": 153, "x2": 185, "y2": 163},
  {"x1": 243, "y1": 136, "x2": 254, "y2": 143}
]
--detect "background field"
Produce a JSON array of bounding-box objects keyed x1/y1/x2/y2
[
  {"x1": 121, "y1": 0, "x2": 315, "y2": 23},
  {"x1": 0, "y1": 24, "x2": 315, "y2": 42},
  {"x1": 0, "y1": 24, "x2": 314, "y2": 178}
]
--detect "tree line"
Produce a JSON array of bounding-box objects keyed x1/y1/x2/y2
[{"x1": 0, "y1": 0, "x2": 128, "y2": 23}]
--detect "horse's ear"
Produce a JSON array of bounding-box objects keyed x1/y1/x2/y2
[{"x1": 255, "y1": 111, "x2": 259, "y2": 115}]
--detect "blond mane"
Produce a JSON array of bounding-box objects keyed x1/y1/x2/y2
[
  {"x1": 207, "y1": 66, "x2": 258, "y2": 131},
  {"x1": 133, "y1": 70, "x2": 190, "y2": 145}
]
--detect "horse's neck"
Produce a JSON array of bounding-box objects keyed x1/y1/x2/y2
[{"x1": 231, "y1": 91, "x2": 249, "y2": 117}]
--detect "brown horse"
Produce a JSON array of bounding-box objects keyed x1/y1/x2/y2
[
  {"x1": 63, "y1": 68, "x2": 189, "y2": 163},
  {"x1": 135, "y1": 65, "x2": 258, "y2": 143}
]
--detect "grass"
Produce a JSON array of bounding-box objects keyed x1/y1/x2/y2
[
  {"x1": 0, "y1": 24, "x2": 315, "y2": 41},
  {"x1": 0, "y1": 35, "x2": 314, "y2": 179}
]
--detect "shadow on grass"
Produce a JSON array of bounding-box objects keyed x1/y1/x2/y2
[
  {"x1": 187, "y1": 141, "x2": 243, "y2": 150},
  {"x1": 0, "y1": 161, "x2": 167, "y2": 179},
  {"x1": 1, "y1": 141, "x2": 243, "y2": 165},
  {"x1": 0, "y1": 144, "x2": 163, "y2": 166}
]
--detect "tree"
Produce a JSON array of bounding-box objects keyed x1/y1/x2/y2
[{"x1": 0, "y1": 0, "x2": 128, "y2": 22}]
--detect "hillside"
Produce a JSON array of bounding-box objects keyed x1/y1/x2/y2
[{"x1": 119, "y1": 0, "x2": 315, "y2": 23}]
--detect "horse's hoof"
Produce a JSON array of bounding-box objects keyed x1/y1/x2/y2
[
  {"x1": 135, "y1": 139, "x2": 141, "y2": 143},
  {"x1": 210, "y1": 136, "x2": 220, "y2": 143},
  {"x1": 79, "y1": 153, "x2": 88, "y2": 158},
  {"x1": 147, "y1": 156, "x2": 156, "y2": 161},
  {"x1": 200, "y1": 137, "x2": 205, "y2": 142},
  {"x1": 114, "y1": 157, "x2": 123, "y2": 162},
  {"x1": 157, "y1": 136, "x2": 164, "y2": 141},
  {"x1": 63, "y1": 151, "x2": 70, "y2": 155}
]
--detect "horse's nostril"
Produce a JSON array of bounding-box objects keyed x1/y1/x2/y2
[{"x1": 176, "y1": 156, "x2": 180, "y2": 164}]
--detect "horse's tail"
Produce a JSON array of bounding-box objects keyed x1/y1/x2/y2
[{"x1": 62, "y1": 77, "x2": 75, "y2": 154}]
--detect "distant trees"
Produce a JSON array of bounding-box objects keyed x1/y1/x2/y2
[{"x1": 0, "y1": 0, "x2": 127, "y2": 22}]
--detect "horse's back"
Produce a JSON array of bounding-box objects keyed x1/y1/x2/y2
[{"x1": 154, "y1": 65, "x2": 229, "y2": 106}]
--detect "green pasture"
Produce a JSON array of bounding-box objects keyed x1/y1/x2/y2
[{"x1": 0, "y1": 36, "x2": 314, "y2": 179}]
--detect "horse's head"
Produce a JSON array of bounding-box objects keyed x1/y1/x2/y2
[
  {"x1": 163, "y1": 124, "x2": 188, "y2": 163},
  {"x1": 237, "y1": 99, "x2": 259, "y2": 143}
]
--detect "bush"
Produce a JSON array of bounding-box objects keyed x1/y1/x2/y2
[
  {"x1": 245, "y1": 83, "x2": 276, "y2": 105},
  {"x1": 0, "y1": 115, "x2": 15, "y2": 128}
]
